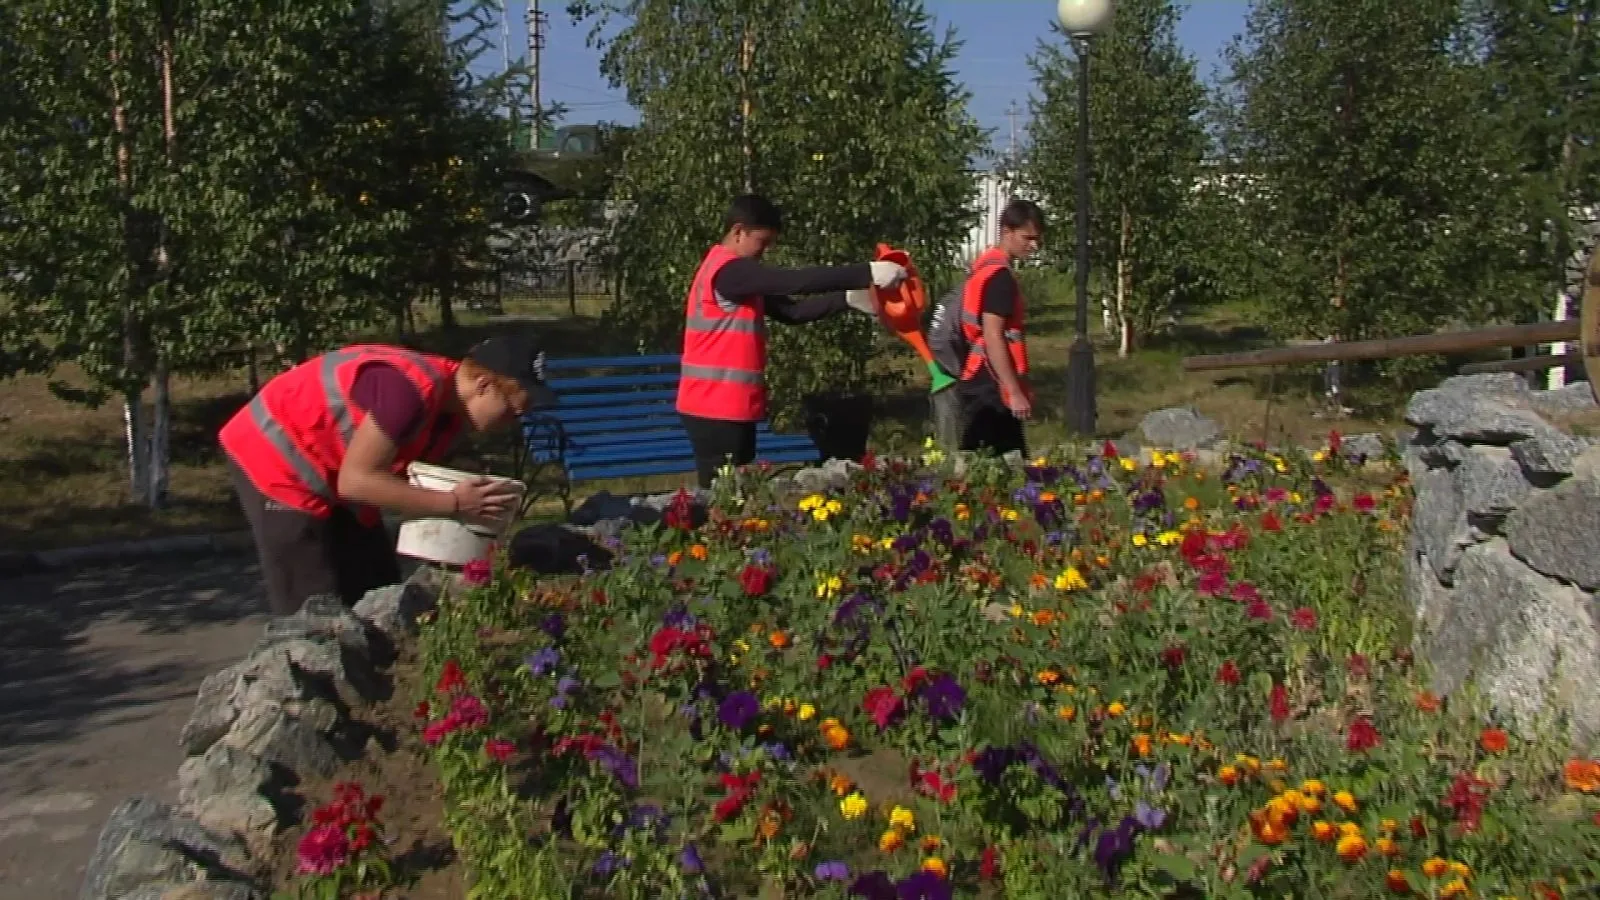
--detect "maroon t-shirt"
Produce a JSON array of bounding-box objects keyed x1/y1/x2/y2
[{"x1": 348, "y1": 362, "x2": 455, "y2": 445}]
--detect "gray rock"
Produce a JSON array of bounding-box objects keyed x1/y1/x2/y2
[
  {"x1": 1418, "y1": 439, "x2": 1469, "y2": 469},
  {"x1": 569, "y1": 490, "x2": 635, "y2": 526},
  {"x1": 1341, "y1": 432, "x2": 1386, "y2": 462},
  {"x1": 117, "y1": 883, "x2": 259, "y2": 900},
  {"x1": 1505, "y1": 448, "x2": 1600, "y2": 590},
  {"x1": 1134, "y1": 407, "x2": 1221, "y2": 450},
  {"x1": 177, "y1": 745, "x2": 271, "y2": 808},
  {"x1": 1405, "y1": 385, "x2": 1562, "y2": 445},
  {"x1": 1407, "y1": 545, "x2": 1452, "y2": 635},
  {"x1": 258, "y1": 594, "x2": 370, "y2": 660},
  {"x1": 219, "y1": 703, "x2": 340, "y2": 779},
  {"x1": 1510, "y1": 430, "x2": 1589, "y2": 483},
  {"x1": 1435, "y1": 372, "x2": 1534, "y2": 399},
  {"x1": 179, "y1": 664, "x2": 248, "y2": 756},
  {"x1": 79, "y1": 797, "x2": 250, "y2": 900},
  {"x1": 1425, "y1": 539, "x2": 1600, "y2": 749},
  {"x1": 791, "y1": 459, "x2": 862, "y2": 494},
  {"x1": 1456, "y1": 446, "x2": 1531, "y2": 523},
  {"x1": 636, "y1": 489, "x2": 708, "y2": 513},
  {"x1": 1529, "y1": 381, "x2": 1599, "y2": 416},
  {"x1": 1412, "y1": 466, "x2": 1474, "y2": 584},
  {"x1": 189, "y1": 791, "x2": 279, "y2": 860},
  {"x1": 351, "y1": 575, "x2": 440, "y2": 641}
]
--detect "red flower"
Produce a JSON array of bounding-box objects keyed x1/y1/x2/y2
[
  {"x1": 980, "y1": 845, "x2": 1000, "y2": 880},
  {"x1": 1101, "y1": 440, "x2": 1119, "y2": 460},
  {"x1": 901, "y1": 666, "x2": 930, "y2": 694},
  {"x1": 1196, "y1": 571, "x2": 1228, "y2": 596},
  {"x1": 1353, "y1": 493, "x2": 1376, "y2": 512},
  {"x1": 413, "y1": 701, "x2": 431, "y2": 721},
  {"x1": 1290, "y1": 607, "x2": 1318, "y2": 631},
  {"x1": 1269, "y1": 683, "x2": 1290, "y2": 723},
  {"x1": 1216, "y1": 660, "x2": 1241, "y2": 686},
  {"x1": 296, "y1": 824, "x2": 350, "y2": 876},
  {"x1": 817, "y1": 654, "x2": 833, "y2": 671},
  {"x1": 861, "y1": 449, "x2": 878, "y2": 471},
  {"x1": 1260, "y1": 511, "x2": 1282, "y2": 532},
  {"x1": 863, "y1": 686, "x2": 904, "y2": 730},
  {"x1": 1347, "y1": 653, "x2": 1371, "y2": 679},
  {"x1": 1160, "y1": 644, "x2": 1187, "y2": 670},
  {"x1": 738, "y1": 564, "x2": 775, "y2": 597},
  {"x1": 664, "y1": 490, "x2": 697, "y2": 531},
  {"x1": 1230, "y1": 582, "x2": 1261, "y2": 603},
  {"x1": 1346, "y1": 715, "x2": 1381, "y2": 753},
  {"x1": 483, "y1": 738, "x2": 516, "y2": 763},
  {"x1": 461, "y1": 557, "x2": 492, "y2": 586},
  {"x1": 1245, "y1": 599, "x2": 1274, "y2": 622},
  {"x1": 1328, "y1": 430, "x2": 1342, "y2": 455},
  {"x1": 1442, "y1": 771, "x2": 1491, "y2": 833},
  {"x1": 435, "y1": 659, "x2": 466, "y2": 695}
]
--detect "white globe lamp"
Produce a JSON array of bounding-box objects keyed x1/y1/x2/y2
[{"x1": 1057, "y1": 0, "x2": 1114, "y2": 37}]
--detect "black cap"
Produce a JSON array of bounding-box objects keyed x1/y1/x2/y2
[{"x1": 467, "y1": 334, "x2": 558, "y2": 410}]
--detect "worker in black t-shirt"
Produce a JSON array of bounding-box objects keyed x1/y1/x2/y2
[{"x1": 954, "y1": 199, "x2": 1045, "y2": 457}]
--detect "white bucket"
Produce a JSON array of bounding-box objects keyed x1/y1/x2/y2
[{"x1": 394, "y1": 463, "x2": 527, "y2": 567}]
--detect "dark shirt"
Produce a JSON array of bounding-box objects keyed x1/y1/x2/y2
[
  {"x1": 957, "y1": 267, "x2": 1021, "y2": 407},
  {"x1": 712, "y1": 258, "x2": 873, "y2": 324},
  {"x1": 348, "y1": 362, "x2": 456, "y2": 448}
]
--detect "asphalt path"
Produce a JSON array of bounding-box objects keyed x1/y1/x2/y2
[{"x1": 0, "y1": 554, "x2": 268, "y2": 899}]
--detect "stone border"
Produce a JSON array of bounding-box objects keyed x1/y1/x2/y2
[{"x1": 77, "y1": 568, "x2": 453, "y2": 900}]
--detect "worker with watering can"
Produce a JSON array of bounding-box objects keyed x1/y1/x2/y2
[
  {"x1": 676, "y1": 193, "x2": 909, "y2": 488},
  {"x1": 219, "y1": 334, "x2": 556, "y2": 615}
]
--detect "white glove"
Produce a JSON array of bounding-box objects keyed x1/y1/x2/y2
[
  {"x1": 869, "y1": 261, "x2": 908, "y2": 289},
  {"x1": 845, "y1": 289, "x2": 879, "y2": 316}
]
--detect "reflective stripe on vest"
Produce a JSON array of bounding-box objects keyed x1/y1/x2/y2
[
  {"x1": 677, "y1": 245, "x2": 769, "y2": 421},
  {"x1": 223, "y1": 346, "x2": 456, "y2": 518},
  {"x1": 959, "y1": 248, "x2": 1031, "y2": 403}
]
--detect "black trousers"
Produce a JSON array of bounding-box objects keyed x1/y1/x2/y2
[
  {"x1": 227, "y1": 456, "x2": 401, "y2": 616},
  {"x1": 957, "y1": 394, "x2": 1029, "y2": 459},
  {"x1": 680, "y1": 413, "x2": 757, "y2": 489}
]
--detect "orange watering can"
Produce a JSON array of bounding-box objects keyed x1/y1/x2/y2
[{"x1": 872, "y1": 243, "x2": 958, "y2": 393}]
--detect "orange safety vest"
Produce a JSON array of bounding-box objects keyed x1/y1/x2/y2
[
  {"x1": 676, "y1": 244, "x2": 768, "y2": 422},
  {"x1": 219, "y1": 345, "x2": 464, "y2": 525},
  {"x1": 959, "y1": 247, "x2": 1032, "y2": 405}
]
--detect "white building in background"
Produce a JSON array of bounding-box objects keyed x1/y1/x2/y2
[{"x1": 956, "y1": 168, "x2": 1044, "y2": 267}]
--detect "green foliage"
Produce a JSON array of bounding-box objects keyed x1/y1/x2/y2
[
  {"x1": 1214, "y1": 0, "x2": 1541, "y2": 356},
  {"x1": 414, "y1": 446, "x2": 1600, "y2": 897},
  {"x1": 1024, "y1": 0, "x2": 1210, "y2": 354},
  {"x1": 571, "y1": 0, "x2": 985, "y2": 427}
]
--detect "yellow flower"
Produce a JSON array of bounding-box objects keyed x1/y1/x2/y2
[
  {"x1": 921, "y1": 857, "x2": 948, "y2": 879},
  {"x1": 799, "y1": 494, "x2": 825, "y2": 511},
  {"x1": 798, "y1": 703, "x2": 816, "y2": 721},
  {"x1": 1441, "y1": 879, "x2": 1470, "y2": 898},
  {"x1": 1335, "y1": 833, "x2": 1368, "y2": 862},
  {"x1": 1107, "y1": 701, "x2": 1126, "y2": 717},
  {"x1": 1132, "y1": 533, "x2": 1149, "y2": 548},
  {"x1": 1156, "y1": 530, "x2": 1182, "y2": 546},
  {"x1": 815, "y1": 574, "x2": 843, "y2": 599},
  {"x1": 1375, "y1": 837, "x2": 1399, "y2": 857},
  {"x1": 1120, "y1": 457, "x2": 1137, "y2": 472},
  {"x1": 825, "y1": 499, "x2": 843, "y2": 515},
  {"x1": 1332, "y1": 790, "x2": 1358, "y2": 814},
  {"x1": 888, "y1": 806, "x2": 916, "y2": 832},
  {"x1": 1001, "y1": 507, "x2": 1019, "y2": 521},
  {"x1": 1312, "y1": 450, "x2": 1327, "y2": 463},
  {"x1": 812, "y1": 507, "x2": 832, "y2": 522},
  {"x1": 1009, "y1": 603, "x2": 1025, "y2": 618},
  {"x1": 840, "y1": 792, "x2": 868, "y2": 820},
  {"x1": 1422, "y1": 858, "x2": 1450, "y2": 879},
  {"x1": 1054, "y1": 567, "x2": 1088, "y2": 591},
  {"x1": 1301, "y1": 779, "x2": 1327, "y2": 797},
  {"x1": 878, "y1": 829, "x2": 904, "y2": 852},
  {"x1": 1338, "y1": 821, "x2": 1362, "y2": 839}
]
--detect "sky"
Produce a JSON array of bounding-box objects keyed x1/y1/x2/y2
[{"x1": 481, "y1": 1, "x2": 1252, "y2": 154}]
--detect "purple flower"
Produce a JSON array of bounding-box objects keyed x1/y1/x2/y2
[
  {"x1": 717, "y1": 691, "x2": 760, "y2": 730},
  {"x1": 749, "y1": 547, "x2": 772, "y2": 565},
  {"x1": 526, "y1": 647, "x2": 560, "y2": 677},
  {"x1": 662, "y1": 604, "x2": 696, "y2": 630},
  {"x1": 593, "y1": 851, "x2": 624, "y2": 875},
  {"x1": 1093, "y1": 816, "x2": 1142, "y2": 880},
  {"x1": 550, "y1": 675, "x2": 579, "y2": 710},
  {"x1": 815, "y1": 860, "x2": 850, "y2": 881},
  {"x1": 679, "y1": 843, "x2": 704, "y2": 874},
  {"x1": 849, "y1": 871, "x2": 898, "y2": 900},
  {"x1": 763, "y1": 742, "x2": 791, "y2": 762},
  {"x1": 587, "y1": 744, "x2": 638, "y2": 790},
  {"x1": 896, "y1": 870, "x2": 954, "y2": 900},
  {"x1": 538, "y1": 613, "x2": 565, "y2": 640},
  {"x1": 917, "y1": 674, "x2": 966, "y2": 721},
  {"x1": 1134, "y1": 800, "x2": 1167, "y2": 830}
]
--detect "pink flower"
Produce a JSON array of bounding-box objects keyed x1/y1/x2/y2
[
  {"x1": 1196, "y1": 571, "x2": 1228, "y2": 596},
  {"x1": 1346, "y1": 715, "x2": 1381, "y2": 753},
  {"x1": 296, "y1": 824, "x2": 350, "y2": 875},
  {"x1": 1230, "y1": 582, "x2": 1261, "y2": 604},
  {"x1": 462, "y1": 557, "x2": 492, "y2": 586},
  {"x1": 1245, "y1": 599, "x2": 1274, "y2": 622},
  {"x1": 862, "y1": 686, "x2": 904, "y2": 730},
  {"x1": 483, "y1": 738, "x2": 516, "y2": 762},
  {"x1": 450, "y1": 694, "x2": 489, "y2": 731},
  {"x1": 1290, "y1": 607, "x2": 1318, "y2": 631},
  {"x1": 422, "y1": 718, "x2": 456, "y2": 746}
]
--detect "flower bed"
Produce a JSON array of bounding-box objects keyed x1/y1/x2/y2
[{"x1": 408, "y1": 443, "x2": 1600, "y2": 899}]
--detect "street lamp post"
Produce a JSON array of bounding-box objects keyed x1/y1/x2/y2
[{"x1": 1056, "y1": 0, "x2": 1113, "y2": 437}]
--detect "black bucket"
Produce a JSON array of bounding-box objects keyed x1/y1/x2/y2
[{"x1": 802, "y1": 392, "x2": 875, "y2": 463}]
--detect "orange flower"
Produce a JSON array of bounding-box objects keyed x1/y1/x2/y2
[
  {"x1": 1440, "y1": 879, "x2": 1469, "y2": 898},
  {"x1": 1335, "y1": 833, "x2": 1368, "y2": 862},
  {"x1": 1421, "y1": 858, "x2": 1450, "y2": 879},
  {"x1": 878, "y1": 829, "x2": 904, "y2": 853},
  {"x1": 1131, "y1": 733, "x2": 1152, "y2": 757},
  {"x1": 1563, "y1": 757, "x2": 1600, "y2": 793},
  {"x1": 1385, "y1": 870, "x2": 1412, "y2": 894},
  {"x1": 1264, "y1": 796, "x2": 1298, "y2": 829},
  {"x1": 1415, "y1": 691, "x2": 1441, "y2": 713},
  {"x1": 1333, "y1": 790, "x2": 1358, "y2": 814},
  {"x1": 919, "y1": 835, "x2": 942, "y2": 853},
  {"x1": 1248, "y1": 809, "x2": 1288, "y2": 845},
  {"x1": 920, "y1": 857, "x2": 948, "y2": 879},
  {"x1": 689, "y1": 543, "x2": 708, "y2": 561},
  {"x1": 667, "y1": 550, "x2": 683, "y2": 566},
  {"x1": 821, "y1": 718, "x2": 851, "y2": 751},
  {"x1": 828, "y1": 773, "x2": 854, "y2": 796},
  {"x1": 1184, "y1": 496, "x2": 1199, "y2": 510},
  {"x1": 1029, "y1": 573, "x2": 1048, "y2": 590},
  {"x1": 1218, "y1": 765, "x2": 1240, "y2": 787},
  {"x1": 757, "y1": 805, "x2": 783, "y2": 840},
  {"x1": 1032, "y1": 609, "x2": 1057, "y2": 627},
  {"x1": 1479, "y1": 728, "x2": 1508, "y2": 754},
  {"x1": 1311, "y1": 821, "x2": 1336, "y2": 842},
  {"x1": 1375, "y1": 837, "x2": 1399, "y2": 857},
  {"x1": 768, "y1": 630, "x2": 791, "y2": 649}
]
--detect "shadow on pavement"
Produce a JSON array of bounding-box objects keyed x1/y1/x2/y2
[{"x1": 0, "y1": 552, "x2": 266, "y2": 764}]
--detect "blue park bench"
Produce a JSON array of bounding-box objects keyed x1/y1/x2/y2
[{"x1": 511, "y1": 354, "x2": 821, "y2": 514}]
